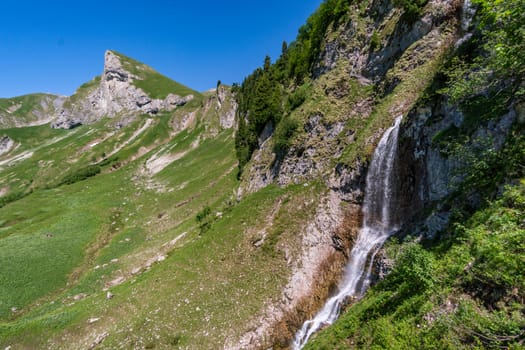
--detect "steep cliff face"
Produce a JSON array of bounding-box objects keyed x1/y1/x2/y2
[
  {"x1": 231, "y1": 0, "x2": 467, "y2": 347},
  {"x1": 395, "y1": 96, "x2": 520, "y2": 239},
  {"x1": 233, "y1": 0, "x2": 524, "y2": 347},
  {"x1": 238, "y1": 0, "x2": 460, "y2": 199},
  {"x1": 52, "y1": 51, "x2": 197, "y2": 129}
]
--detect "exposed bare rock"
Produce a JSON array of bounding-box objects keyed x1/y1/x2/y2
[
  {"x1": 395, "y1": 91, "x2": 518, "y2": 240},
  {"x1": 314, "y1": 0, "x2": 459, "y2": 81},
  {"x1": 217, "y1": 86, "x2": 238, "y2": 129},
  {"x1": 238, "y1": 112, "x2": 351, "y2": 198},
  {"x1": 87, "y1": 332, "x2": 109, "y2": 350},
  {"x1": 164, "y1": 93, "x2": 193, "y2": 109},
  {"x1": 226, "y1": 191, "x2": 347, "y2": 349},
  {"x1": 52, "y1": 51, "x2": 194, "y2": 129},
  {"x1": 258, "y1": 121, "x2": 274, "y2": 146},
  {"x1": 0, "y1": 136, "x2": 14, "y2": 156}
]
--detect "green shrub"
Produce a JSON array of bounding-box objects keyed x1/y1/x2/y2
[
  {"x1": 59, "y1": 165, "x2": 101, "y2": 185},
  {"x1": 286, "y1": 83, "x2": 310, "y2": 111},
  {"x1": 196, "y1": 205, "x2": 212, "y2": 234},
  {"x1": 386, "y1": 243, "x2": 436, "y2": 295},
  {"x1": 272, "y1": 117, "x2": 299, "y2": 156},
  {"x1": 393, "y1": 0, "x2": 429, "y2": 21},
  {"x1": 370, "y1": 30, "x2": 381, "y2": 51}
]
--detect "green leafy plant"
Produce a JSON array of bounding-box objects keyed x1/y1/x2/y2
[
  {"x1": 272, "y1": 117, "x2": 299, "y2": 156},
  {"x1": 393, "y1": 0, "x2": 429, "y2": 21},
  {"x1": 385, "y1": 243, "x2": 436, "y2": 295},
  {"x1": 196, "y1": 205, "x2": 212, "y2": 234},
  {"x1": 59, "y1": 165, "x2": 101, "y2": 185}
]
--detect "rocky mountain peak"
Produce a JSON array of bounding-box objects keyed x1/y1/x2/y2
[
  {"x1": 51, "y1": 50, "x2": 195, "y2": 129},
  {"x1": 103, "y1": 50, "x2": 134, "y2": 83}
]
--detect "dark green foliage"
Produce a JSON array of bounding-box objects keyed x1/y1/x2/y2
[
  {"x1": 0, "y1": 191, "x2": 27, "y2": 209},
  {"x1": 272, "y1": 117, "x2": 299, "y2": 156},
  {"x1": 98, "y1": 155, "x2": 120, "y2": 167},
  {"x1": 286, "y1": 83, "x2": 310, "y2": 111},
  {"x1": 284, "y1": 0, "x2": 349, "y2": 83},
  {"x1": 474, "y1": 0, "x2": 525, "y2": 79},
  {"x1": 393, "y1": 0, "x2": 429, "y2": 21},
  {"x1": 59, "y1": 165, "x2": 101, "y2": 185},
  {"x1": 462, "y1": 185, "x2": 525, "y2": 293},
  {"x1": 234, "y1": 0, "x2": 350, "y2": 173},
  {"x1": 445, "y1": 124, "x2": 525, "y2": 204},
  {"x1": 196, "y1": 205, "x2": 212, "y2": 234},
  {"x1": 383, "y1": 243, "x2": 436, "y2": 295},
  {"x1": 443, "y1": 0, "x2": 525, "y2": 103},
  {"x1": 235, "y1": 117, "x2": 258, "y2": 173},
  {"x1": 370, "y1": 30, "x2": 380, "y2": 51},
  {"x1": 235, "y1": 58, "x2": 284, "y2": 173}
]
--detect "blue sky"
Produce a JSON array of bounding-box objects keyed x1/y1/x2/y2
[{"x1": 0, "y1": 0, "x2": 323, "y2": 98}]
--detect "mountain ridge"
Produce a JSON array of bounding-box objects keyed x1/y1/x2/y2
[
  {"x1": 0, "y1": 50, "x2": 201, "y2": 130},
  {"x1": 0, "y1": 0, "x2": 524, "y2": 349}
]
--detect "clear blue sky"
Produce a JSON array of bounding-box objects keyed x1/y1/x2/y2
[{"x1": 0, "y1": 0, "x2": 323, "y2": 98}]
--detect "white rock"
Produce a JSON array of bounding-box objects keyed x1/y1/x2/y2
[{"x1": 52, "y1": 51, "x2": 196, "y2": 129}]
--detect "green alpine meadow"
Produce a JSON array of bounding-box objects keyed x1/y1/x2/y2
[{"x1": 0, "y1": 0, "x2": 523, "y2": 349}]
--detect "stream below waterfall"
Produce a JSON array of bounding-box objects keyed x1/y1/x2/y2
[{"x1": 292, "y1": 116, "x2": 403, "y2": 349}]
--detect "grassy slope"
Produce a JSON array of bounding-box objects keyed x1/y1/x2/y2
[
  {"x1": 112, "y1": 50, "x2": 202, "y2": 100},
  {"x1": 62, "y1": 76, "x2": 101, "y2": 109},
  {"x1": 0, "y1": 94, "x2": 52, "y2": 115},
  {"x1": 0, "y1": 94, "x2": 58, "y2": 126},
  {"x1": 0, "y1": 137, "x2": 324, "y2": 349},
  {"x1": 0, "y1": 84, "x2": 326, "y2": 349}
]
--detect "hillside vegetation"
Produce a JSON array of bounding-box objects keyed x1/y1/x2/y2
[
  {"x1": 303, "y1": 0, "x2": 525, "y2": 347},
  {"x1": 0, "y1": 0, "x2": 524, "y2": 349}
]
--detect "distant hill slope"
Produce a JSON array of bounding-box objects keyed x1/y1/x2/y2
[
  {"x1": 0, "y1": 93, "x2": 64, "y2": 128},
  {"x1": 53, "y1": 50, "x2": 203, "y2": 129}
]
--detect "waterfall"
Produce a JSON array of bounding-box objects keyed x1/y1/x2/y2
[
  {"x1": 292, "y1": 116, "x2": 403, "y2": 349},
  {"x1": 455, "y1": 0, "x2": 476, "y2": 48}
]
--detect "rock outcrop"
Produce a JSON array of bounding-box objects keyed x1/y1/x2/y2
[
  {"x1": 217, "y1": 86, "x2": 237, "y2": 129},
  {"x1": 394, "y1": 96, "x2": 519, "y2": 239},
  {"x1": 238, "y1": 0, "x2": 460, "y2": 200},
  {"x1": 0, "y1": 136, "x2": 14, "y2": 156},
  {"x1": 52, "y1": 51, "x2": 194, "y2": 129}
]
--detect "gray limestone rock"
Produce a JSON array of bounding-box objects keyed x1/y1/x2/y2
[
  {"x1": 0, "y1": 136, "x2": 14, "y2": 156},
  {"x1": 52, "y1": 51, "x2": 194, "y2": 129}
]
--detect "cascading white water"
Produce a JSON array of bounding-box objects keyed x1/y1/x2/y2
[
  {"x1": 455, "y1": 0, "x2": 477, "y2": 48},
  {"x1": 292, "y1": 116, "x2": 403, "y2": 349}
]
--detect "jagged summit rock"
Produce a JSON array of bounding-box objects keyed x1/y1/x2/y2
[{"x1": 52, "y1": 50, "x2": 195, "y2": 129}]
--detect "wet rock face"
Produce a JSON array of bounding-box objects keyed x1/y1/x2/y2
[{"x1": 395, "y1": 95, "x2": 517, "y2": 238}]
